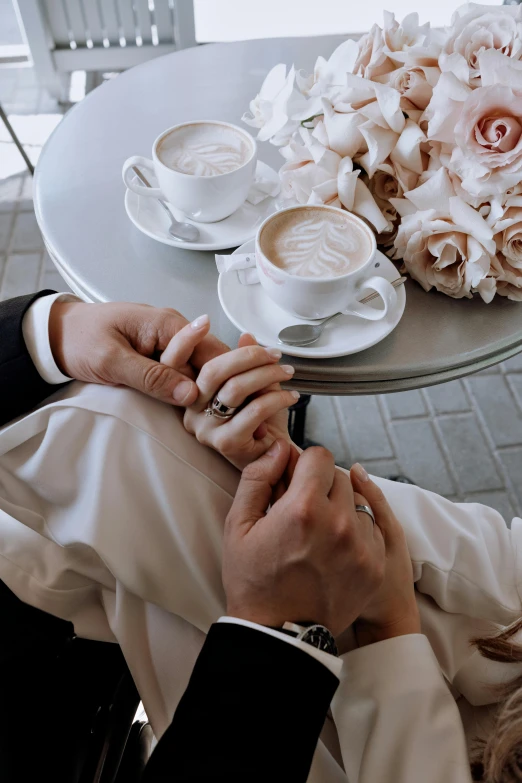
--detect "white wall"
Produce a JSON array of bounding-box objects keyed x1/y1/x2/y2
[{"x1": 193, "y1": 0, "x2": 504, "y2": 41}]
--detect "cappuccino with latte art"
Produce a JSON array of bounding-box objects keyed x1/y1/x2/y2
[
  {"x1": 157, "y1": 122, "x2": 253, "y2": 177},
  {"x1": 255, "y1": 205, "x2": 394, "y2": 321},
  {"x1": 260, "y1": 207, "x2": 372, "y2": 278},
  {"x1": 122, "y1": 120, "x2": 257, "y2": 222}
]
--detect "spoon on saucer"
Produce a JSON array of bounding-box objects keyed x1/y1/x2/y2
[
  {"x1": 132, "y1": 166, "x2": 200, "y2": 243},
  {"x1": 278, "y1": 277, "x2": 407, "y2": 347}
]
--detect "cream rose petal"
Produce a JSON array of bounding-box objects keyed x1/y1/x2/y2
[
  {"x1": 478, "y1": 48, "x2": 522, "y2": 88},
  {"x1": 358, "y1": 122, "x2": 399, "y2": 177},
  {"x1": 352, "y1": 178, "x2": 389, "y2": 233},
  {"x1": 425, "y1": 72, "x2": 472, "y2": 144},
  {"x1": 405, "y1": 167, "x2": 456, "y2": 212},
  {"x1": 321, "y1": 98, "x2": 366, "y2": 158},
  {"x1": 373, "y1": 81, "x2": 405, "y2": 134},
  {"x1": 449, "y1": 196, "x2": 496, "y2": 254},
  {"x1": 390, "y1": 118, "x2": 427, "y2": 175}
]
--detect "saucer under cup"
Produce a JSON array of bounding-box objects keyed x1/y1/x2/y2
[
  {"x1": 124, "y1": 161, "x2": 281, "y2": 252},
  {"x1": 218, "y1": 240, "x2": 406, "y2": 359}
]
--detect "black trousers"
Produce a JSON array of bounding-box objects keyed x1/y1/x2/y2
[{"x1": 0, "y1": 580, "x2": 127, "y2": 783}]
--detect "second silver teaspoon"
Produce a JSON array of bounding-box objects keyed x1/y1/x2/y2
[
  {"x1": 278, "y1": 276, "x2": 407, "y2": 347},
  {"x1": 132, "y1": 166, "x2": 200, "y2": 243}
]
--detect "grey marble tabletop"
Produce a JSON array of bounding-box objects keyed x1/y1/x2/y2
[{"x1": 34, "y1": 36, "x2": 522, "y2": 395}]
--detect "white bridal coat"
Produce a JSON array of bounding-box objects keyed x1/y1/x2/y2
[{"x1": 1, "y1": 380, "x2": 522, "y2": 783}]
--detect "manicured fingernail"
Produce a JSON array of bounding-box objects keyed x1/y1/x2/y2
[
  {"x1": 191, "y1": 314, "x2": 209, "y2": 330},
  {"x1": 352, "y1": 462, "x2": 369, "y2": 482},
  {"x1": 173, "y1": 380, "x2": 194, "y2": 403},
  {"x1": 290, "y1": 391, "x2": 300, "y2": 400},
  {"x1": 281, "y1": 364, "x2": 295, "y2": 375},
  {"x1": 266, "y1": 348, "x2": 282, "y2": 360},
  {"x1": 266, "y1": 440, "x2": 280, "y2": 456}
]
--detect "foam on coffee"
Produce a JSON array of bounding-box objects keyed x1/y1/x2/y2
[
  {"x1": 157, "y1": 122, "x2": 252, "y2": 177},
  {"x1": 260, "y1": 207, "x2": 373, "y2": 278}
]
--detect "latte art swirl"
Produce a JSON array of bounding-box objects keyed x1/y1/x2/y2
[
  {"x1": 158, "y1": 122, "x2": 252, "y2": 177},
  {"x1": 167, "y1": 141, "x2": 249, "y2": 176},
  {"x1": 261, "y1": 209, "x2": 372, "y2": 277}
]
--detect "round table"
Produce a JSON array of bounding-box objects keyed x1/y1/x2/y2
[{"x1": 34, "y1": 37, "x2": 522, "y2": 395}]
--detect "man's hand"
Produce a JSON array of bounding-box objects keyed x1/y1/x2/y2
[
  {"x1": 48, "y1": 300, "x2": 229, "y2": 406},
  {"x1": 223, "y1": 441, "x2": 385, "y2": 637}
]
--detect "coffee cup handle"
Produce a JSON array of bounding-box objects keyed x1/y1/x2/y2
[
  {"x1": 341, "y1": 276, "x2": 397, "y2": 321},
  {"x1": 122, "y1": 156, "x2": 163, "y2": 198}
]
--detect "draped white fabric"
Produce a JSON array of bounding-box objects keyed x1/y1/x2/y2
[{"x1": 1, "y1": 381, "x2": 521, "y2": 781}]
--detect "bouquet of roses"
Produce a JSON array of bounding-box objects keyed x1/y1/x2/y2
[{"x1": 243, "y1": 3, "x2": 522, "y2": 302}]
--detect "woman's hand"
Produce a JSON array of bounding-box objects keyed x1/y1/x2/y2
[
  {"x1": 349, "y1": 464, "x2": 421, "y2": 647},
  {"x1": 182, "y1": 333, "x2": 299, "y2": 471}
]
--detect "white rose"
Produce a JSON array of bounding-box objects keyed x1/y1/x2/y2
[
  {"x1": 353, "y1": 23, "x2": 393, "y2": 81},
  {"x1": 278, "y1": 127, "x2": 389, "y2": 233},
  {"x1": 379, "y1": 64, "x2": 440, "y2": 123},
  {"x1": 382, "y1": 11, "x2": 433, "y2": 63},
  {"x1": 394, "y1": 196, "x2": 497, "y2": 301},
  {"x1": 441, "y1": 3, "x2": 522, "y2": 86},
  {"x1": 321, "y1": 75, "x2": 405, "y2": 177},
  {"x1": 354, "y1": 11, "x2": 435, "y2": 79},
  {"x1": 242, "y1": 64, "x2": 308, "y2": 146},
  {"x1": 367, "y1": 160, "x2": 420, "y2": 245}
]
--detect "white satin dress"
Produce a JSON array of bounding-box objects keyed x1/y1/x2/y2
[{"x1": 1, "y1": 379, "x2": 522, "y2": 782}]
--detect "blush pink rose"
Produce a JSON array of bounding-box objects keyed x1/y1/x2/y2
[
  {"x1": 491, "y1": 199, "x2": 522, "y2": 267},
  {"x1": 450, "y1": 84, "x2": 522, "y2": 198},
  {"x1": 441, "y1": 4, "x2": 522, "y2": 86},
  {"x1": 393, "y1": 201, "x2": 497, "y2": 301},
  {"x1": 492, "y1": 253, "x2": 522, "y2": 300}
]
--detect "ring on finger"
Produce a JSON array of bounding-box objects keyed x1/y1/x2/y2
[
  {"x1": 204, "y1": 395, "x2": 238, "y2": 420},
  {"x1": 355, "y1": 504, "x2": 375, "y2": 525}
]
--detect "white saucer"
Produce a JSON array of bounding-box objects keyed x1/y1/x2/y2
[
  {"x1": 124, "y1": 161, "x2": 280, "y2": 251},
  {"x1": 218, "y1": 240, "x2": 406, "y2": 359}
]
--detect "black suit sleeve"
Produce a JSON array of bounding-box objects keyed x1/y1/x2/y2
[
  {"x1": 143, "y1": 623, "x2": 339, "y2": 783},
  {"x1": 0, "y1": 291, "x2": 69, "y2": 426}
]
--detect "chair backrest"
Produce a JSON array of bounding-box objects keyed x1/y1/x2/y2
[
  {"x1": 15, "y1": 0, "x2": 196, "y2": 86},
  {"x1": 42, "y1": 0, "x2": 195, "y2": 52}
]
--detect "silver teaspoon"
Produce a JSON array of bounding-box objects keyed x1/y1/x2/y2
[
  {"x1": 132, "y1": 166, "x2": 200, "y2": 243},
  {"x1": 278, "y1": 276, "x2": 407, "y2": 347}
]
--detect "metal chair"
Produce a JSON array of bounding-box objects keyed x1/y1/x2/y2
[
  {"x1": 1, "y1": 578, "x2": 146, "y2": 782},
  {"x1": 0, "y1": 101, "x2": 34, "y2": 174},
  {"x1": 13, "y1": 0, "x2": 196, "y2": 101}
]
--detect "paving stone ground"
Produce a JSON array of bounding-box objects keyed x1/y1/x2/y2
[{"x1": 1, "y1": 65, "x2": 521, "y2": 522}]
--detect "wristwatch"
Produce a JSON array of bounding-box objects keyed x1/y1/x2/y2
[{"x1": 278, "y1": 621, "x2": 338, "y2": 657}]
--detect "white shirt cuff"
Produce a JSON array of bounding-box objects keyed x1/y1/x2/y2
[
  {"x1": 218, "y1": 616, "x2": 342, "y2": 678},
  {"x1": 22, "y1": 293, "x2": 80, "y2": 385}
]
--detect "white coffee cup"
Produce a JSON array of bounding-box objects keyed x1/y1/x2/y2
[
  {"x1": 122, "y1": 120, "x2": 257, "y2": 223},
  {"x1": 255, "y1": 205, "x2": 396, "y2": 320}
]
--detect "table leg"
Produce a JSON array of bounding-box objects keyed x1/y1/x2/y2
[
  {"x1": 288, "y1": 394, "x2": 312, "y2": 449},
  {"x1": 288, "y1": 395, "x2": 415, "y2": 483}
]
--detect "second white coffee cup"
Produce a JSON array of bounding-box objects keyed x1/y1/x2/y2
[
  {"x1": 255, "y1": 205, "x2": 397, "y2": 321},
  {"x1": 122, "y1": 120, "x2": 257, "y2": 223}
]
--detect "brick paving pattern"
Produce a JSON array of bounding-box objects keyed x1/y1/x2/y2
[{"x1": 1, "y1": 65, "x2": 521, "y2": 521}]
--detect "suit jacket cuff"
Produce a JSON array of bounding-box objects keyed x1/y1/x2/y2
[
  {"x1": 217, "y1": 616, "x2": 342, "y2": 677},
  {"x1": 144, "y1": 622, "x2": 339, "y2": 782},
  {"x1": 22, "y1": 293, "x2": 78, "y2": 384},
  {"x1": 0, "y1": 291, "x2": 66, "y2": 426}
]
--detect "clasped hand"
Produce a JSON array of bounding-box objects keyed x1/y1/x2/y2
[{"x1": 49, "y1": 300, "x2": 420, "y2": 643}]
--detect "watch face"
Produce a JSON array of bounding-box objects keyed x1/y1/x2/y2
[{"x1": 301, "y1": 625, "x2": 338, "y2": 656}]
